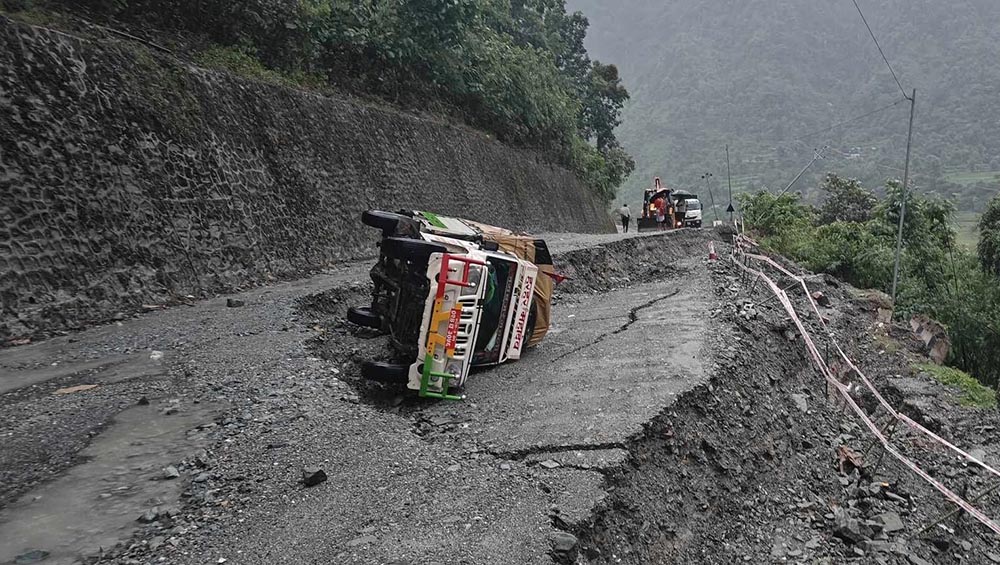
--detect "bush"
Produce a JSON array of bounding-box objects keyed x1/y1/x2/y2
[
  {"x1": 817, "y1": 173, "x2": 877, "y2": 224},
  {"x1": 196, "y1": 46, "x2": 295, "y2": 87},
  {"x1": 741, "y1": 176, "x2": 1000, "y2": 393},
  {"x1": 979, "y1": 193, "x2": 1000, "y2": 276}
]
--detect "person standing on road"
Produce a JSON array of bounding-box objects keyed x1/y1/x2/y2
[
  {"x1": 618, "y1": 203, "x2": 631, "y2": 233},
  {"x1": 653, "y1": 196, "x2": 666, "y2": 230},
  {"x1": 664, "y1": 189, "x2": 676, "y2": 229}
]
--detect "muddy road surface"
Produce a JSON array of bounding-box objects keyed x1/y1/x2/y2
[
  {"x1": 5, "y1": 228, "x2": 997, "y2": 565},
  {"x1": 0, "y1": 230, "x2": 715, "y2": 565}
]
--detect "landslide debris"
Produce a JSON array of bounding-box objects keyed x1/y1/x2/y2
[{"x1": 564, "y1": 248, "x2": 1000, "y2": 564}]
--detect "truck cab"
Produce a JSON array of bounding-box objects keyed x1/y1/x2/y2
[
  {"x1": 351, "y1": 210, "x2": 554, "y2": 400},
  {"x1": 673, "y1": 192, "x2": 703, "y2": 228}
]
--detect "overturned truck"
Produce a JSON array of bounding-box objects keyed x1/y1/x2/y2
[{"x1": 350, "y1": 210, "x2": 556, "y2": 400}]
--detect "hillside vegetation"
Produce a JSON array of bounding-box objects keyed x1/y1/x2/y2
[
  {"x1": 740, "y1": 177, "x2": 1000, "y2": 394},
  {"x1": 569, "y1": 0, "x2": 1000, "y2": 210},
  {"x1": 2, "y1": 0, "x2": 633, "y2": 200}
]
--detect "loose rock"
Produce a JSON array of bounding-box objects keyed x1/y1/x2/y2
[
  {"x1": 811, "y1": 291, "x2": 832, "y2": 307},
  {"x1": 878, "y1": 511, "x2": 904, "y2": 533},
  {"x1": 346, "y1": 535, "x2": 377, "y2": 548},
  {"x1": 550, "y1": 531, "x2": 578, "y2": 553},
  {"x1": 138, "y1": 508, "x2": 159, "y2": 523},
  {"x1": 14, "y1": 550, "x2": 50, "y2": 564},
  {"x1": 302, "y1": 466, "x2": 328, "y2": 487},
  {"x1": 833, "y1": 508, "x2": 866, "y2": 544},
  {"x1": 791, "y1": 393, "x2": 808, "y2": 413}
]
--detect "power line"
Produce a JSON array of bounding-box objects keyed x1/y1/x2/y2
[
  {"x1": 777, "y1": 146, "x2": 827, "y2": 197},
  {"x1": 852, "y1": 0, "x2": 909, "y2": 99},
  {"x1": 796, "y1": 97, "x2": 907, "y2": 141}
]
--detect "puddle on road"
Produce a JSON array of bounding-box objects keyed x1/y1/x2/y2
[
  {"x1": 0, "y1": 402, "x2": 222, "y2": 564},
  {"x1": 1, "y1": 352, "x2": 169, "y2": 396}
]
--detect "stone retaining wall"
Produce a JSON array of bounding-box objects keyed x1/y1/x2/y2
[{"x1": 0, "y1": 18, "x2": 613, "y2": 340}]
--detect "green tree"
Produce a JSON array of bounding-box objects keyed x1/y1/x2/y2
[
  {"x1": 34, "y1": 0, "x2": 633, "y2": 200},
  {"x1": 580, "y1": 62, "x2": 629, "y2": 150},
  {"x1": 736, "y1": 190, "x2": 813, "y2": 237},
  {"x1": 978, "y1": 193, "x2": 1000, "y2": 277},
  {"x1": 817, "y1": 173, "x2": 877, "y2": 225}
]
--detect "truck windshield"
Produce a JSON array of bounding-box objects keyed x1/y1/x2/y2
[
  {"x1": 686, "y1": 200, "x2": 702, "y2": 210},
  {"x1": 473, "y1": 258, "x2": 516, "y2": 364}
]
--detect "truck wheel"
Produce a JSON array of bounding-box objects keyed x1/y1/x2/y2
[
  {"x1": 524, "y1": 301, "x2": 538, "y2": 347},
  {"x1": 347, "y1": 306, "x2": 380, "y2": 329},
  {"x1": 362, "y1": 210, "x2": 417, "y2": 235},
  {"x1": 360, "y1": 361, "x2": 410, "y2": 384},
  {"x1": 381, "y1": 237, "x2": 448, "y2": 263}
]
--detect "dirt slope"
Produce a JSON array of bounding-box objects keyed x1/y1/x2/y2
[{"x1": 568, "y1": 246, "x2": 1000, "y2": 564}]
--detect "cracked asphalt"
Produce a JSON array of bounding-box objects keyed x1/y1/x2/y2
[{"x1": 0, "y1": 231, "x2": 714, "y2": 565}]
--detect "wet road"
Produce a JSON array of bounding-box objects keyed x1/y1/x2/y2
[{"x1": 0, "y1": 232, "x2": 714, "y2": 564}]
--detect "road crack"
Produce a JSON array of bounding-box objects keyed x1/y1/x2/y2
[
  {"x1": 549, "y1": 288, "x2": 681, "y2": 362},
  {"x1": 488, "y1": 442, "x2": 629, "y2": 461},
  {"x1": 612, "y1": 288, "x2": 682, "y2": 335}
]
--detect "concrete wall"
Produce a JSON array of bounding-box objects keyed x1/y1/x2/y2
[{"x1": 0, "y1": 18, "x2": 614, "y2": 341}]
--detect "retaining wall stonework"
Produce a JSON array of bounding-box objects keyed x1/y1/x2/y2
[{"x1": 0, "y1": 18, "x2": 613, "y2": 340}]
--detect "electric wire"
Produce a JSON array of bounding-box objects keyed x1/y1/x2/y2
[
  {"x1": 795, "y1": 97, "x2": 907, "y2": 141},
  {"x1": 852, "y1": 0, "x2": 909, "y2": 99}
]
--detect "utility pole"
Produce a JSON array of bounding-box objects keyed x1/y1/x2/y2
[
  {"x1": 726, "y1": 145, "x2": 734, "y2": 223},
  {"x1": 777, "y1": 146, "x2": 826, "y2": 198},
  {"x1": 890, "y1": 88, "x2": 917, "y2": 308},
  {"x1": 701, "y1": 172, "x2": 719, "y2": 223}
]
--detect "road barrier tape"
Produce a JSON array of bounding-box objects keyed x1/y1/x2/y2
[
  {"x1": 729, "y1": 234, "x2": 1000, "y2": 536},
  {"x1": 742, "y1": 250, "x2": 1000, "y2": 482}
]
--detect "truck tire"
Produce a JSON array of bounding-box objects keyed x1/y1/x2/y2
[
  {"x1": 362, "y1": 210, "x2": 418, "y2": 235},
  {"x1": 347, "y1": 306, "x2": 380, "y2": 329},
  {"x1": 524, "y1": 301, "x2": 538, "y2": 348},
  {"x1": 360, "y1": 361, "x2": 410, "y2": 384},
  {"x1": 381, "y1": 237, "x2": 448, "y2": 263}
]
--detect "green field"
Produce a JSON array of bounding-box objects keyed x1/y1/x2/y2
[
  {"x1": 955, "y1": 211, "x2": 980, "y2": 249},
  {"x1": 943, "y1": 171, "x2": 1000, "y2": 186}
]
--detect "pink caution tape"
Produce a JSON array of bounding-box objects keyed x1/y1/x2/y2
[
  {"x1": 744, "y1": 250, "x2": 1000, "y2": 482},
  {"x1": 729, "y1": 236, "x2": 1000, "y2": 536}
]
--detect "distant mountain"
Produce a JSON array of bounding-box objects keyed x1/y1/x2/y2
[{"x1": 568, "y1": 0, "x2": 1000, "y2": 212}]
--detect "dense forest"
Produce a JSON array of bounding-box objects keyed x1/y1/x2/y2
[
  {"x1": 569, "y1": 0, "x2": 1000, "y2": 212},
  {"x1": 1, "y1": 0, "x2": 633, "y2": 200}
]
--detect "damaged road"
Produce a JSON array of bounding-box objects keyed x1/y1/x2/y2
[
  {"x1": 568, "y1": 246, "x2": 1000, "y2": 564},
  {"x1": 0, "y1": 230, "x2": 713, "y2": 565},
  {"x1": 3, "y1": 228, "x2": 998, "y2": 564}
]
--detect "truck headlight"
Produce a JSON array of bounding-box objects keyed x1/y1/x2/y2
[{"x1": 466, "y1": 267, "x2": 483, "y2": 288}]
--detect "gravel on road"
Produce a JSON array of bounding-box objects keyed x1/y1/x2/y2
[{"x1": 0, "y1": 230, "x2": 716, "y2": 565}]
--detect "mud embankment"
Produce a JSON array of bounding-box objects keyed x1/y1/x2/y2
[
  {"x1": 554, "y1": 229, "x2": 715, "y2": 294},
  {"x1": 0, "y1": 16, "x2": 613, "y2": 342},
  {"x1": 564, "y1": 254, "x2": 1000, "y2": 564}
]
